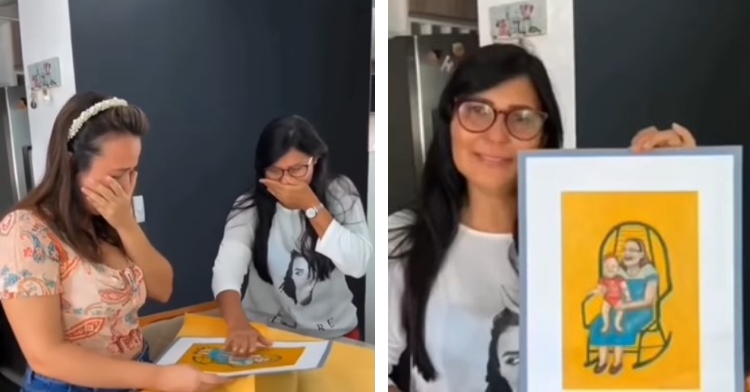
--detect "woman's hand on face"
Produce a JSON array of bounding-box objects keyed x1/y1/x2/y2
[
  {"x1": 226, "y1": 324, "x2": 273, "y2": 357},
  {"x1": 259, "y1": 176, "x2": 320, "y2": 210},
  {"x1": 81, "y1": 172, "x2": 138, "y2": 231},
  {"x1": 630, "y1": 123, "x2": 697, "y2": 153},
  {"x1": 155, "y1": 365, "x2": 231, "y2": 391}
]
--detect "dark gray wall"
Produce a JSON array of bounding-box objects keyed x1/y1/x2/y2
[
  {"x1": 574, "y1": 0, "x2": 750, "y2": 368},
  {"x1": 0, "y1": 92, "x2": 14, "y2": 214},
  {"x1": 68, "y1": 0, "x2": 372, "y2": 332}
]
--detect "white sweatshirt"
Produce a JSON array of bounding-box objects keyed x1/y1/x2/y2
[
  {"x1": 389, "y1": 211, "x2": 521, "y2": 392},
  {"x1": 212, "y1": 176, "x2": 373, "y2": 339}
]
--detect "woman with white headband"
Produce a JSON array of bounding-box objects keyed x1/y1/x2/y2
[{"x1": 0, "y1": 92, "x2": 228, "y2": 391}]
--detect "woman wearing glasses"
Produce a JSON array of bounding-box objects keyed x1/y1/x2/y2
[
  {"x1": 212, "y1": 115, "x2": 372, "y2": 355},
  {"x1": 387, "y1": 44, "x2": 697, "y2": 392}
]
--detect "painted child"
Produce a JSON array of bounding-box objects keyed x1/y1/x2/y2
[{"x1": 591, "y1": 256, "x2": 631, "y2": 333}]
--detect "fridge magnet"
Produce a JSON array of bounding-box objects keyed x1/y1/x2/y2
[
  {"x1": 452, "y1": 42, "x2": 466, "y2": 59},
  {"x1": 424, "y1": 50, "x2": 441, "y2": 67},
  {"x1": 489, "y1": 0, "x2": 547, "y2": 42},
  {"x1": 518, "y1": 147, "x2": 744, "y2": 392},
  {"x1": 156, "y1": 337, "x2": 332, "y2": 378},
  {"x1": 439, "y1": 55, "x2": 455, "y2": 73}
]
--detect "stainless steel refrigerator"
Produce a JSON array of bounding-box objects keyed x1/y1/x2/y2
[
  {"x1": 0, "y1": 79, "x2": 31, "y2": 387},
  {"x1": 388, "y1": 33, "x2": 479, "y2": 213},
  {"x1": 0, "y1": 79, "x2": 32, "y2": 216}
]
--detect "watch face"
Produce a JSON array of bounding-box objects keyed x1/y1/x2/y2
[{"x1": 305, "y1": 208, "x2": 316, "y2": 218}]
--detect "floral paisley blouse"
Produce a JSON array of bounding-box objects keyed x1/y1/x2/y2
[{"x1": 0, "y1": 209, "x2": 147, "y2": 355}]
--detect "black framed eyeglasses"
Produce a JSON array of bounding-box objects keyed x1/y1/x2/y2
[
  {"x1": 265, "y1": 157, "x2": 313, "y2": 180},
  {"x1": 454, "y1": 98, "x2": 548, "y2": 141}
]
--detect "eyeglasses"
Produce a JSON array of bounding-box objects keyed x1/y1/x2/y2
[
  {"x1": 455, "y1": 98, "x2": 548, "y2": 140},
  {"x1": 265, "y1": 158, "x2": 313, "y2": 180}
]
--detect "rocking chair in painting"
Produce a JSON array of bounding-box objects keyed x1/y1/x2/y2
[{"x1": 581, "y1": 221, "x2": 673, "y2": 369}]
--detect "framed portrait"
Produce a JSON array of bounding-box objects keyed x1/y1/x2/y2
[{"x1": 518, "y1": 147, "x2": 743, "y2": 392}]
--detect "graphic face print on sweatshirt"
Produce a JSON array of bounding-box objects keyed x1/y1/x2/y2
[
  {"x1": 265, "y1": 247, "x2": 352, "y2": 334},
  {"x1": 485, "y1": 308, "x2": 520, "y2": 392},
  {"x1": 487, "y1": 245, "x2": 521, "y2": 392},
  {"x1": 279, "y1": 250, "x2": 318, "y2": 306}
]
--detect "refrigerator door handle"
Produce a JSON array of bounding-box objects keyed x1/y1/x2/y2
[{"x1": 21, "y1": 145, "x2": 33, "y2": 192}]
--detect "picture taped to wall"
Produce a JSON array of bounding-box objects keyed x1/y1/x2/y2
[
  {"x1": 489, "y1": 0, "x2": 547, "y2": 42},
  {"x1": 519, "y1": 147, "x2": 743, "y2": 392},
  {"x1": 156, "y1": 338, "x2": 332, "y2": 378},
  {"x1": 26, "y1": 57, "x2": 62, "y2": 92}
]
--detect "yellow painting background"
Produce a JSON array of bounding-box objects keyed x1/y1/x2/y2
[
  {"x1": 561, "y1": 192, "x2": 700, "y2": 390},
  {"x1": 178, "y1": 344, "x2": 305, "y2": 374}
]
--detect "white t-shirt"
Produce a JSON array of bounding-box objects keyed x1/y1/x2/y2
[
  {"x1": 389, "y1": 211, "x2": 520, "y2": 392},
  {"x1": 212, "y1": 177, "x2": 373, "y2": 339}
]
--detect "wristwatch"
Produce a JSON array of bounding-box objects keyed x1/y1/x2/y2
[{"x1": 305, "y1": 203, "x2": 324, "y2": 219}]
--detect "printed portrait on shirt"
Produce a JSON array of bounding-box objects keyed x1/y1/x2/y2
[
  {"x1": 279, "y1": 249, "x2": 333, "y2": 306},
  {"x1": 486, "y1": 308, "x2": 520, "y2": 392}
]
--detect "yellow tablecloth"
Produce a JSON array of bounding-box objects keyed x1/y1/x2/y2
[{"x1": 150, "y1": 313, "x2": 374, "y2": 392}]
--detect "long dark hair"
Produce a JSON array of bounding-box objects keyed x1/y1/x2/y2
[
  {"x1": 16, "y1": 92, "x2": 149, "y2": 262},
  {"x1": 232, "y1": 115, "x2": 353, "y2": 285},
  {"x1": 389, "y1": 44, "x2": 563, "y2": 380}
]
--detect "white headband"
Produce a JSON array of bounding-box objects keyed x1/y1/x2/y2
[{"x1": 67, "y1": 97, "x2": 129, "y2": 141}]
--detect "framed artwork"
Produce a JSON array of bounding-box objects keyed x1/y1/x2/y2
[{"x1": 518, "y1": 147, "x2": 743, "y2": 392}]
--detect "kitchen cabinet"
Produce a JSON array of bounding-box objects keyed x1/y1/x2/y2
[{"x1": 409, "y1": 0, "x2": 477, "y2": 22}]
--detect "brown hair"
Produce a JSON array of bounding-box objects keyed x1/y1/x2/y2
[{"x1": 15, "y1": 92, "x2": 149, "y2": 262}]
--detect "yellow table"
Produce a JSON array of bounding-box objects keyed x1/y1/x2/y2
[{"x1": 150, "y1": 313, "x2": 374, "y2": 392}]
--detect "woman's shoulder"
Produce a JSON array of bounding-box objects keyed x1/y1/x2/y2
[
  {"x1": 225, "y1": 194, "x2": 258, "y2": 225},
  {"x1": 388, "y1": 211, "x2": 412, "y2": 283},
  {"x1": 641, "y1": 263, "x2": 659, "y2": 277},
  {"x1": 0, "y1": 209, "x2": 57, "y2": 263},
  {"x1": 0, "y1": 209, "x2": 49, "y2": 238},
  {"x1": 389, "y1": 209, "x2": 415, "y2": 230},
  {"x1": 388, "y1": 209, "x2": 415, "y2": 264},
  {"x1": 232, "y1": 193, "x2": 254, "y2": 209},
  {"x1": 326, "y1": 175, "x2": 359, "y2": 198}
]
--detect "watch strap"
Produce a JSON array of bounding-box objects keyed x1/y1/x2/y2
[{"x1": 307, "y1": 203, "x2": 324, "y2": 218}]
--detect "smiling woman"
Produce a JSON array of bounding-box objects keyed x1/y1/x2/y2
[{"x1": 387, "y1": 44, "x2": 698, "y2": 392}]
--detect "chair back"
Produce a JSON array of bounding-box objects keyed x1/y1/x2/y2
[{"x1": 598, "y1": 221, "x2": 673, "y2": 303}]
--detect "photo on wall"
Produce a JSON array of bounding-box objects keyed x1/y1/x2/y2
[{"x1": 488, "y1": 0, "x2": 547, "y2": 42}]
